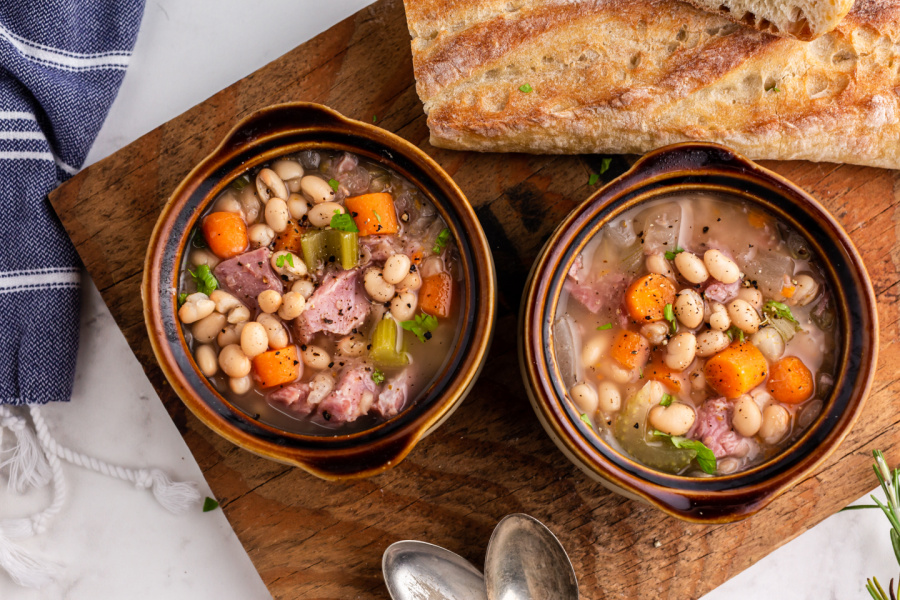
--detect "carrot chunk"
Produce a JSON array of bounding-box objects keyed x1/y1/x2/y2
[
  {"x1": 704, "y1": 341, "x2": 769, "y2": 399},
  {"x1": 625, "y1": 273, "x2": 677, "y2": 323},
  {"x1": 610, "y1": 329, "x2": 650, "y2": 369},
  {"x1": 202, "y1": 211, "x2": 248, "y2": 258},
  {"x1": 767, "y1": 356, "x2": 814, "y2": 404},
  {"x1": 252, "y1": 346, "x2": 301, "y2": 388},
  {"x1": 273, "y1": 220, "x2": 306, "y2": 254},
  {"x1": 644, "y1": 352, "x2": 685, "y2": 393},
  {"x1": 420, "y1": 272, "x2": 453, "y2": 318},
  {"x1": 345, "y1": 193, "x2": 399, "y2": 237}
]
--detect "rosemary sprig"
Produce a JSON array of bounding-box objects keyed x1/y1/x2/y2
[{"x1": 844, "y1": 450, "x2": 900, "y2": 600}]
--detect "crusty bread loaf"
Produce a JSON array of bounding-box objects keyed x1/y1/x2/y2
[
  {"x1": 682, "y1": 0, "x2": 855, "y2": 40},
  {"x1": 403, "y1": 0, "x2": 900, "y2": 169}
]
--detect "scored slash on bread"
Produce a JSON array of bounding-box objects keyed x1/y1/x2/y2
[
  {"x1": 403, "y1": 0, "x2": 900, "y2": 169},
  {"x1": 681, "y1": 0, "x2": 856, "y2": 41}
]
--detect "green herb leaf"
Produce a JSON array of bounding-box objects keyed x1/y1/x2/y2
[
  {"x1": 328, "y1": 178, "x2": 340, "y2": 192},
  {"x1": 189, "y1": 264, "x2": 219, "y2": 296},
  {"x1": 596, "y1": 323, "x2": 613, "y2": 330},
  {"x1": 652, "y1": 431, "x2": 717, "y2": 475},
  {"x1": 372, "y1": 368, "x2": 385, "y2": 385},
  {"x1": 663, "y1": 303, "x2": 677, "y2": 334},
  {"x1": 330, "y1": 211, "x2": 359, "y2": 233},
  {"x1": 599, "y1": 157, "x2": 612, "y2": 174},
  {"x1": 763, "y1": 300, "x2": 800, "y2": 327},
  {"x1": 202, "y1": 497, "x2": 219, "y2": 512},
  {"x1": 373, "y1": 210, "x2": 382, "y2": 224},
  {"x1": 519, "y1": 83, "x2": 533, "y2": 93},
  {"x1": 400, "y1": 313, "x2": 439, "y2": 343},
  {"x1": 372, "y1": 115, "x2": 378, "y2": 123},
  {"x1": 771, "y1": 86, "x2": 781, "y2": 92},
  {"x1": 177, "y1": 292, "x2": 188, "y2": 308},
  {"x1": 659, "y1": 393, "x2": 674, "y2": 407},
  {"x1": 231, "y1": 175, "x2": 249, "y2": 191},
  {"x1": 726, "y1": 325, "x2": 745, "y2": 342},
  {"x1": 432, "y1": 227, "x2": 452, "y2": 254},
  {"x1": 276, "y1": 253, "x2": 295, "y2": 269},
  {"x1": 588, "y1": 173, "x2": 600, "y2": 186},
  {"x1": 579, "y1": 413, "x2": 593, "y2": 427},
  {"x1": 663, "y1": 246, "x2": 684, "y2": 261}
]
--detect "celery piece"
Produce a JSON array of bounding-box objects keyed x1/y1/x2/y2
[
  {"x1": 301, "y1": 230, "x2": 327, "y2": 271},
  {"x1": 301, "y1": 230, "x2": 358, "y2": 271},
  {"x1": 369, "y1": 318, "x2": 409, "y2": 367},
  {"x1": 330, "y1": 230, "x2": 358, "y2": 270}
]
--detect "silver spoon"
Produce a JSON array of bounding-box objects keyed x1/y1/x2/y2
[
  {"x1": 484, "y1": 513, "x2": 579, "y2": 600},
  {"x1": 383, "y1": 540, "x2": 489, "y2": 600}
]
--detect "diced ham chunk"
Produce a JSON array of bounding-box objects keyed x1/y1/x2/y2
[
  {"x1": 318, "y1": 361, "x2": 380, "y2": 423},
  {"x1": 360, "y1": 235, "x2": 402, "y2": 262},
  {"x1": 564, "y1": 272, "x2": 628, "y2": 314},
  {"x1": 213, "y1": 247, "x2": 282, "y2": 310},
  {"x1": 373, "y1": 370, "x2": 413, "y2": 418},
  {"x1": 694, "y1": 398, "x2": 758, "y2": 459},
  {"x1": 268, "y1": 381, "x2": 313, "y2": 417},
  {"x1": 703, "y1": 279, "x2": 740, "y2": 303},
  {"x1": 294, "y1": 269, "x2": 370, "y2": 343}
]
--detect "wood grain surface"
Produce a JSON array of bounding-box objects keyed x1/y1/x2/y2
[{"x1": 49, "y1": 1, "x2": 900, "y2": 598}]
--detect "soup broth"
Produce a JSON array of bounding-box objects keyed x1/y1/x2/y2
[
  {"x1": 556, "y1": 194, "x2": 838, "y2": 476},
  {"x1": 176, "y1": 149, "x2": 462, "y2": 434}
]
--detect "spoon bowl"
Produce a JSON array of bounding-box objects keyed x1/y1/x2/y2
[
  {"x1": 484, "y1": 514, "x2": 578, "y2": 600},
  {"x1": 383, "y1": 540, "x2": 488, "y2": 600}
]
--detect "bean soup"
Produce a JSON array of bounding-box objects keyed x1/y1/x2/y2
[
  {"x1": 557, "y1": 194, "x2": 837, "y2": 476},
  {"x1": 176, "y1": 150, "x2": 461, "y2": 434}
]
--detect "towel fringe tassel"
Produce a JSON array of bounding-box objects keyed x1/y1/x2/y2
[
  {"x1": 0, "y1": 405, "x2": 201, "y2": 588},
  {"x1": 0, "y1": 406, "x2": 51, "y2": 493}
]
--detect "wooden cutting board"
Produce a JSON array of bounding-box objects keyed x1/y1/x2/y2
[{"x1": 49, "y1": 0, "x2": 900, "y2": 597}]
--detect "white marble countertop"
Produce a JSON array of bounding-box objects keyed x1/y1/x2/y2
[{"x1": 0, "y1": 1, "x2": 895, "y2": 598}]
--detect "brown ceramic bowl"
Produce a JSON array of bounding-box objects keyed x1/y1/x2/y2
[
  {"x1": 520, "y1": 143, "x2": 877, "y2": 523},
  {"x1": 143, "y1": 102, "x2": 496, "y2": 480}
]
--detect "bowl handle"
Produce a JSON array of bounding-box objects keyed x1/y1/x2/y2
[{"x1": 214, "y1": 102, "x2": 358, "y2": 157}]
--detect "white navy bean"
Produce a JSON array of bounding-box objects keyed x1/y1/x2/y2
[
  {"x1": 674, "y1": 252, "x2": 709, "y2": 284},
  {"x1": 704, "y1": 249, "x2": 740, "y2": 284}
]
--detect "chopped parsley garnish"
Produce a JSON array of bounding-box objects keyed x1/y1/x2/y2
[
  {"x1": 763, "y1": 300, "x2": 800, "y2": 327},
  {"x1": 596, "y1": 323, "x2": 613, "y2": 330},
  {"x1": 373, "y1": 210, "x2": 382, "y2": 224},
  {"x1": 588, "y1": 173, "x2": 600, "y2": 186},
  {"x1": 663, "y1": 303, "x2": 677, "y2": 334},
  {"x1": 177, "y1": 292, "x2": 188, "y2": 307},
  {"x1": 330, "y1": 211, "x2": 359, "y2": 233},
  {"x1": 770, "y1": 86, "x2": 781, "y2": 92},
  {"x1": 659, "y1": 393, "x2": 674, "y2": 407},
  {"x1": 726, "y1": 325, "x2": 745, "y2": 342},
  {"x1": 664, "y1": 246, "x2": 684, "y2": 261},
  {"x1": 202, "y1": 497, "x2": 219, "y2": 512},
  {"x1": 372, "y1": 115, "x2": 378, "y2": 123},
  {"x1": 189, "y1": 264, "x2": 218, "y2": 296},
  {"x1": 519, "y1": 83, "x2": 533, "y2": 93},
  {"x1": 328, "y1": 178, "x2": 340, "y2": 192},
  {"x1": 400, "y1": 313, "x2": 439, "y2": 342},
  {"x1": 652, "y1": 431, "x2": 717, "y2": 475},
  {"x1": 599, "y1": 157, "x2": 612, "y2": 174},
  {"x1": 372, "y1": 369, "x2": 385, "y2": 385},
  {"x1": 432, "y1": 227, "x2": 452, "y2": 254},
  {"x1": 579, "y1": 413, "x2": 593, "y2": 427},
  {"x1": 275, "y1": 253, "x2": 295, "y2": 269}
]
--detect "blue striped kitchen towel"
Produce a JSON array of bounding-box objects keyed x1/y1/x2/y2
[{"x1": 0, "y1": 0, "x2": 145, "y2": 405}]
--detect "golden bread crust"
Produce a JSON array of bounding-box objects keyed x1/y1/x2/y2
[{"x1": 403, "y1": 0, "x2": 900, "y2": 169}]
